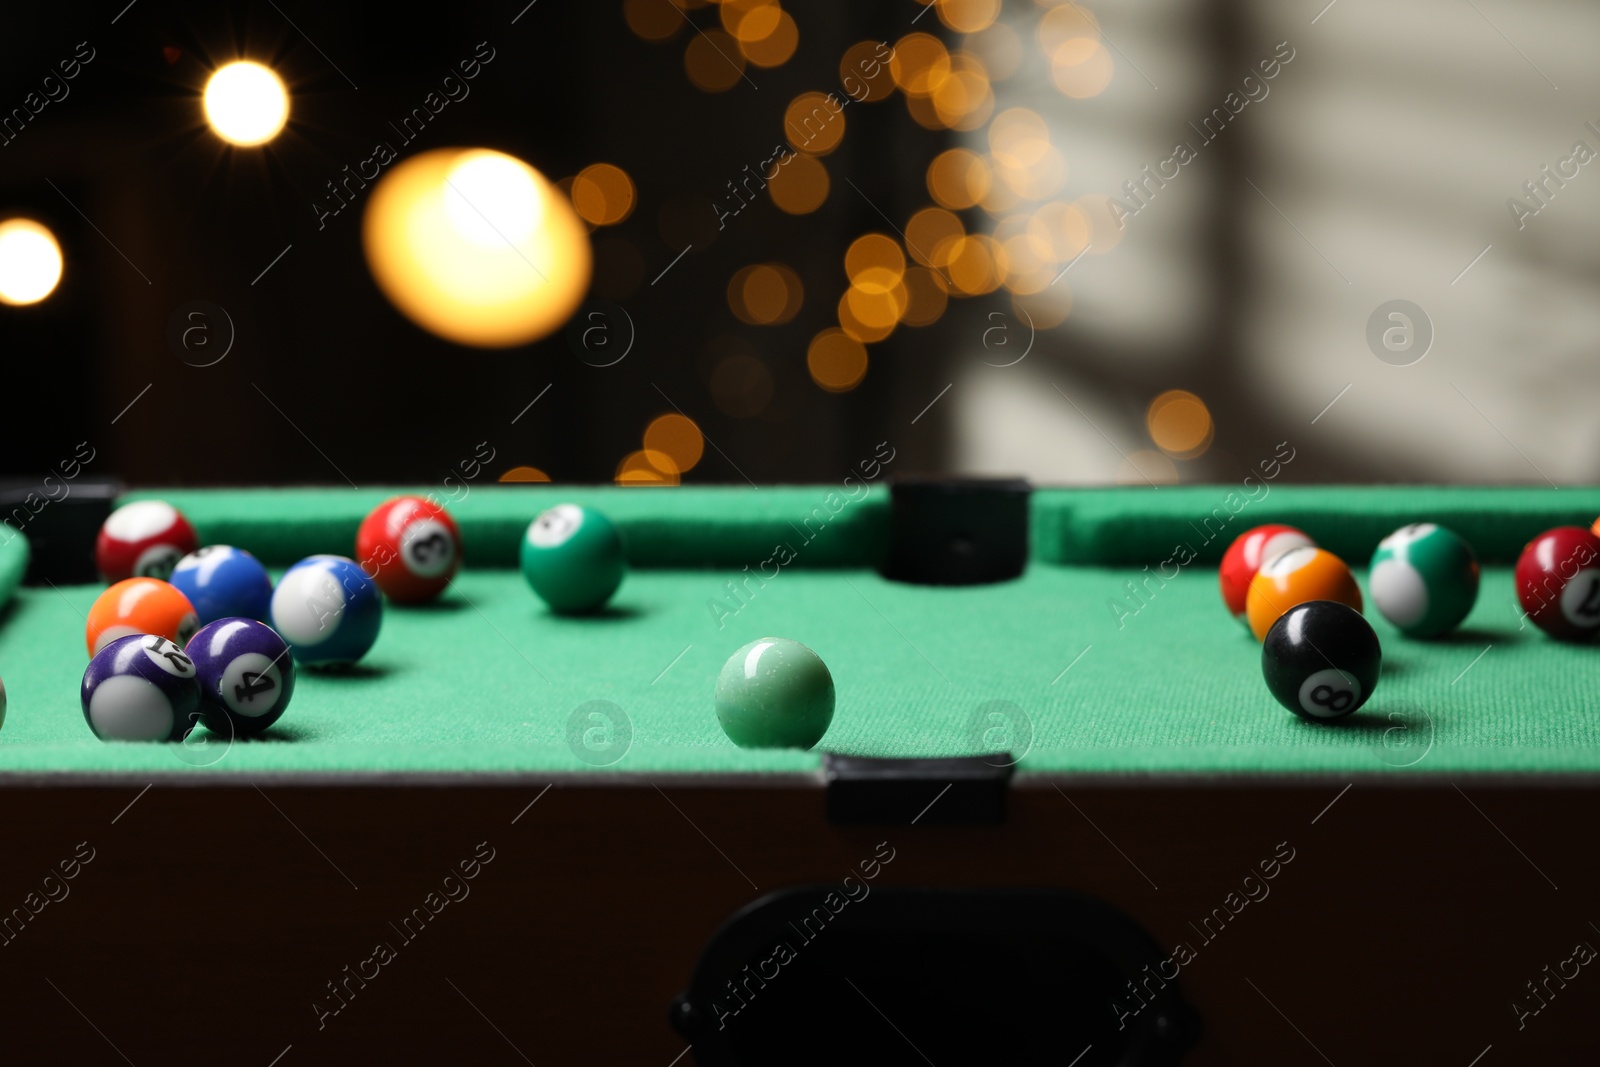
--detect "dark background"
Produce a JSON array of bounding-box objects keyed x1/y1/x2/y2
[{"x1": 0, "y1": 0, "x2": 954, "y2": 487}]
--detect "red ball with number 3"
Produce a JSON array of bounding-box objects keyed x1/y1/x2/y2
[
  {"x1": 355, "y1": 496, "x2": 462, "y2": 604},
  {"x1": 1515, "y1": 526, "x2": 1600, "y2": 641}
]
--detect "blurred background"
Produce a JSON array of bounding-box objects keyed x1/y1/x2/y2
[{"x1": 1, "y1": 0, "x2": 1596, "y2": 488}]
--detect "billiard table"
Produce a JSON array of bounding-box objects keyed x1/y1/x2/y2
[{"x1": 1, "y1": 483, "x2": 1597, "y2": 1066}]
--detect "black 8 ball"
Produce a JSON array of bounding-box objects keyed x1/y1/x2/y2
[{"x1": 1261, "y1": 600, "x2": 1381, "y2": 720}]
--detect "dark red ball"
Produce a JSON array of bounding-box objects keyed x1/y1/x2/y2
[{"x1": 1515, "y1": 526, "x2": 1600, "y2": 640}]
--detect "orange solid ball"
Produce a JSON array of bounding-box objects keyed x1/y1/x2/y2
[
  {"x1": 1245, "y1": 546, "x2": 1363, "y2": 641},
  {"x1": 86, "y1": 578, "x2": 200, "y2": 658}
]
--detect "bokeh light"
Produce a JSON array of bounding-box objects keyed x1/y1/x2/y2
[
  {"x1": 203, "y1": 61, "x2": 289, "y2": 146},
  {"x1": 1038, "y1": 4, "x2": 1101, "y2": 56},
  {"x1": 643, "y1": 413, "x2": 705, "y2": 473},
  {"x1": 785, "y1": 92, "x2": 846, "y2": 155},
  {"x1": 1147, "y1": 390, "x2": 1215, "y2": 459},
  {"x1": 570, "y1": 163, "x2": 636, "y2": 227},
  {"x1": 936, "y1": 0, "x2": 1000, "y2": 34},
  {"x1": 721, "y1": 0, "x2": 782, "y2": 42},
  {"x1": 616, "y1": 450, "x2": 681, "y2": 486},
  {"x1": 740, "y1": 11, "x2": 798, "y2": 66},
  {"x1": 905, "y1": 206, "x2": 965, "y2": 269},
  {"x1": 927, "y1": 148, "x2": 992, "y2": 209},
  {"x1": 0, "y1": 219, "x2": 63, "y2": 306},
  {"x1": 767, "y1": 153, "x2": 829, "y2": 214},
  {"x1": 945, "y1": 234, "x2": 1007, "y2": 295},
  {"x1": 1051, "y1": 38, "x2": 1114, "y2": 98},
  {"x1": 363, "y1": 148, "x2": 591, "y2": 348},
  {"x1": 625, "y1": 0, "x2": 681, "y2": 41},
  {"x1": 840, "y1": 41, "x2": 896, "y2": 102},
  {"x1": 498, "y1": 465, "x2": 552, "y2": 483},
  {"x1": 807, "y1": 328, "x2": 869, "y2": 392},
  {"x1": 728, "y1": 263, "x2": 803, "y2": 324},
  {"x1": 889, "y1": 34, "x2": 951, "y2": 97},
  {"x1": 685, "y1": 29, "x2": 747, "y2": 92}
]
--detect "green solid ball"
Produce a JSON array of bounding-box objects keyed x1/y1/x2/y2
[
  {"x1": 1368, "y1": 522, "x2": 1479, "y2": 637},
  {"x1": 520, "y1": 504, "x2": 625, "y2": 614},
  {"x1": 715, "y1": 637, "x2": 835, "y2": 750}
]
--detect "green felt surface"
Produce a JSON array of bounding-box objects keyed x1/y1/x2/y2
[
  {"x1": 2, "y1": 486, "x2": 1597, "y2": 779},
  {"x1": 0, "y1": 563, "x2": 1594, "y2": 777},
  {"x1": 1034, "y1": 485, "x2": 1600, "y2": 565},
  {"x1": 122, "y1": 486, "x2": 889, "y2": 568}
]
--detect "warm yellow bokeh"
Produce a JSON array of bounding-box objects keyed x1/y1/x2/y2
[
  {"x1": 0, "y1": 219, "x2": 63, "y2": 306},
  {"x1": 1147, "y1": 390, "x2": 1215, "y2": 459},
  {"x1": 900, "y1": 267, "x2": 950, "y2": 327},
  {"x1": 1052, "y1": 38, "x2": 1114, "y2": 98},
  {"x1": 740, "y1": 11, "x2": 798, "y2": 66},
  {"x1": 890, "y1": 33, "x2": 951, "y2": 97},
  {"x1": 363, "y1": 148, "x2": 592, "y2": 348},
  {"x1": 498, "y1": 465, "x2": 552, "y2": 483},
  {"x1": 729, "y1": 263, "x2": 803, "y2": 324},
  {"x1": 905, "y1": 206, "x2": 964, "y2": 268},
  {"x1": 768, "y1": 153, "x2": 829, "y2": 214},
  {"x1": 807, "y1": 328, "x2": 869, "y2": 392},
  {"x1": 571, "y1": 164, "x2": 636, "y2": 226},
  {"x1": 936, "y1": 0, "x2": 1000, "y2": 34},
  {"x1": 840, "y1": 41, "x2": 897, "y2": 102},
  {"x1": 624, "y1": 0, "x2": 681, "y2": 41},
  {"x1": 644, "y1": 413, "x2": 705, "y2": 473},
  {"x1": 785, "y1": 92, "x2": 846, "y2": 155},
  {"x1": 927, "y1": 148, "x2": 991, "y2": 210},
  {"x1": 686, "y1": 29, "x2": 746, "y2": 91},
  {"x1": 203, "y1": 61, "x2": 289, "y2": 146}
]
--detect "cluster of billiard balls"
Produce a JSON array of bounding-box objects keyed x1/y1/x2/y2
[
  {"x1": 78, "y1": 497, "x2": 835, "y2": 751},
  {"x1": 1222, "y1": 518, "x2": 1600, "y2": 723}
]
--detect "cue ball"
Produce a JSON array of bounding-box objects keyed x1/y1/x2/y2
[
  {"x1": 96, "y1": 500, "x2": 199, "y2": 582},
  {"x1": 1368, "y1": 523, "x2": 1479, "y2": 637},
  {"x1": 521, "y1": 504, "x2": 625, "y2": 613},
  {"x1": 714, "y1": 637, "x2": 835, "y2": 749},
  {"x1": 186, "y1": 618, "x2": 296, "y2": 737},
  {"x1": 1515, "y1": 526, "x2": 1600, "y2": 640},
  {"x1": 81, "y1": 634, "x2": 202, "y2": 742},
  {"x1": 356, "y1": 495, "x2": 462, "y2": 603},
  {"x1": 1261, "y1": 601, "x2": 1381, "y2": 721},
  {"x1": 170, "y1": 545, "x2": 274, "y2": 624},
  {"x1": 270, "y1": 555, "x2": 384, "y2": 665}
]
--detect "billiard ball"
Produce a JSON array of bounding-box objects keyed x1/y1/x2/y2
[
  {"x1": 186, "y1": 618, "x2": 296, "y2": 737},
  {"x1": 521, "y1": 504, "x2": 625, "y2": 614},
  {"x1": 355, "y1": 495, "x2": 462, "y2": 603},
  {"x1": 714, "y1": 637, "x2": 835, "y2": 749},
  {"x1": 1368, "y1": 523, "x2": 1480, "y2": 637},
  {"x1": 1261, "y1": 600, "x2": 1381, "y2": 721},
  {"x1": 81, "y1": 633, "x2": 201, "y2": 742},
  {"x1": 1515, "y1": 526, "x2": 1600, "y2": 640},
  {"x1": 170, "y1": 545, "x2": 274, "y2": 624},
  {"x1": 270, "y1": 555, "x2": 384, "y2": 665},
  {"x1": 96, "y1": 500, "x2": 198, "y2": 582},
  {"x1": 0, "y1": 675, "x2": 6, "y2": 734},
  {"x1": 86, "y1": 578, "x2": 200, "y2": 658},
  {"x1": 1219, "y1": 524, "x2": 1315, "y2": 625},
  {"x1": 1245, "y1": 546, "x2": 1362, "y2": 640}
]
